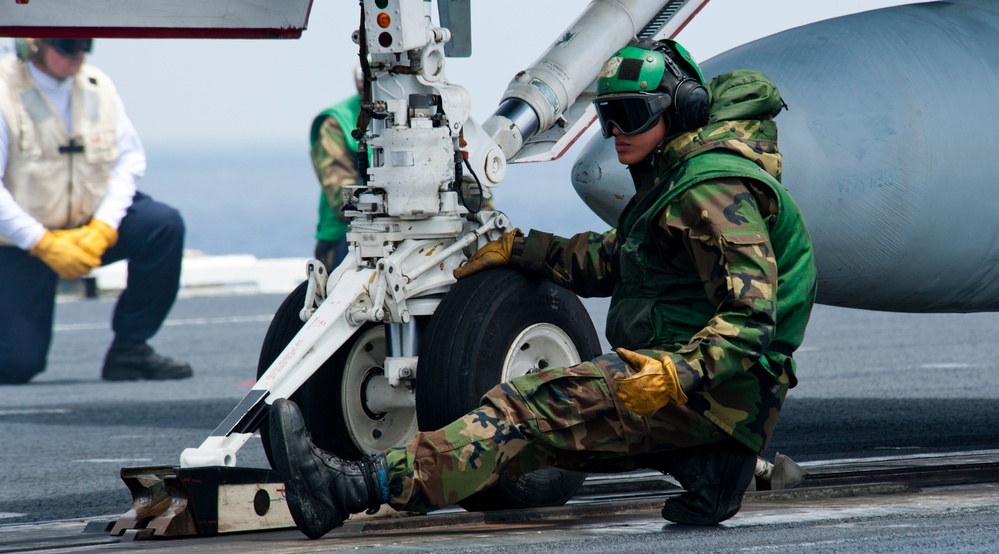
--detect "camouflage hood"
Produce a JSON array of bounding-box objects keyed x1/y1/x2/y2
[{"x1": 659, "y1": 69, "x2": 784, "y2": 181}]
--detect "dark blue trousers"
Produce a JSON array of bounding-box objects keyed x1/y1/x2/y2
[{"x1": 0, "y1": 192, "x2": 185, "y2": 384}]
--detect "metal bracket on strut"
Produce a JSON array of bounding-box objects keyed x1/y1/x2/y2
[
  {"x1": 472, "y1": 210, "x2": 511, "y2": 249},
  {"x1": 381, "y1": 258, "x2": 412, "y2": 322},
  {"x1": 300, "y1": 258, "x2": 328, "y2": 321}
]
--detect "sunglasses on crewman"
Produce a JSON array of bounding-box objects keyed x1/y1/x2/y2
[
  {"x1": 593, "y1": 93, "x2": 671, "y2": 138},
  {"x1": 41, "y1": 38, "x2": 93, "y2": 57}
]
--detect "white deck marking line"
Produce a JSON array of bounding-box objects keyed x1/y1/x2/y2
[{"x1": 55, "y1": 314, "x2": 273, "y2": 332}]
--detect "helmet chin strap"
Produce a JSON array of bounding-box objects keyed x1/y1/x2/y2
[{"x1": 651, "y1": 116, "x2": 673, "y2": 160}]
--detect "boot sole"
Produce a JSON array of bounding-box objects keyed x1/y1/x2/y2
[
  {"x1": 662, "y1": 501, "x2": 740, "y2": 525},
  {"x1": 102, "y1": 367, "x2": 193, "y2": 381}
]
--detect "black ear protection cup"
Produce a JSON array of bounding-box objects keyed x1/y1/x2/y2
[
  {"x1": 673, "y1": 78, "x2": 709, "y2": 131},
  {"x1": 644, "y1": 39, "x2": 709, "y2": 133}
]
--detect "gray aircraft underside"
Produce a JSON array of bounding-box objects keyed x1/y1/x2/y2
[
  {"x1": 5, "y1": 0, "x2": 995, "y2": 314},
  {"x1": 572, "y1": 0, "x2": 999, "y2": 313}
]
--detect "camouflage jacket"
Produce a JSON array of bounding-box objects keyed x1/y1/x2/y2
[
  {"x1": 311, "y1": 94, "x2": 361, "y2": 243},
  {"x1": 511, "y1": 70, "x2": 817, "y2": 453}
]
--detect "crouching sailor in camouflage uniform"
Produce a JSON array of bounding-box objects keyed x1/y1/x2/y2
[{"x1": 269, "y1": 39, "x2": 818, "y2": 539}]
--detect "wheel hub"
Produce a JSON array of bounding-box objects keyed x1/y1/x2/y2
[
  {"x1": 358, "y1": 368, "x2": 387, "y2": 420},
  {"x1": 502, "y1": 323, "x2": 581, "y2": 382},
  {"x1": 341, "y1": 327, "x2": 419, "y2": 454}
]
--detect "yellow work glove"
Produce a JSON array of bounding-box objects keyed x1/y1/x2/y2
[
  {"x1": 52, "y1": 219, "x2": 118, "y2": 258},
  {"x1": 453, "y1": 228, "x2": 523, "y2": 280},
  {"x1": 613, "y1": 347, "x2": 688, "y2": 416},
  {"x1": 29, "y1": 231, "x2": 101, "y2": 279}
]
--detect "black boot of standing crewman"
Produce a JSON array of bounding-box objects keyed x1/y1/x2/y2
[
  {"x1": 101, "y1": 336, "x2": 193, "y2": 381},
  {"x1": 269, "y1": 397, "x2": 390, "y2": 539},
  {"x1": 661, "y1": 440, "x2": 758, "y2": 525}
]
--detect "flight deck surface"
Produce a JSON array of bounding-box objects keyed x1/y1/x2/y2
[{"x1": 3, "y1": 289, "x2": 999, "y2": 552}]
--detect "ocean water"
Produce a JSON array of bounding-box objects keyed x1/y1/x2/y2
[{"x1": 138, "y1": 141, "x2": 611, "y2": 260}]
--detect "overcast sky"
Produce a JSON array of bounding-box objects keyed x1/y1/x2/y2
[{"x1": 5, "y1": 0, "x2": 925, "y2": 146}]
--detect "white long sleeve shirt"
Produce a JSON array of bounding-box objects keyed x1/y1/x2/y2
[{"x1": 0, "y1": 61, "x2": 145, "y2": 250}]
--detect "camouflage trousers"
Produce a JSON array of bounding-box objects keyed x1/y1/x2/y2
[{"x1": 383, "y1": 352, "x2": 729, "y2": 513}]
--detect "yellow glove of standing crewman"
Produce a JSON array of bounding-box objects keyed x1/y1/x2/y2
[
  {"x1": 52, "y1": 219, "x2": 118, "y2": 259},
  {"x1": 29, "y1": 231, "x2": 101, "y2": 279},
  {"x1": 614, "y1": 347, "x2": 689, "y2": 416},
  {"x1": 453, "y1": 228, "x2": 523, "y2": 280}
]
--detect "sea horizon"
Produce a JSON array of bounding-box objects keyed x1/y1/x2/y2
[{"x1": 137, "y1": 139, "x2": 611, "y2": 261}]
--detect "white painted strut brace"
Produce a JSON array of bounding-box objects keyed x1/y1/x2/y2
[{"x1": 179, "y1": 211, "x2": 508, "y2": 468}]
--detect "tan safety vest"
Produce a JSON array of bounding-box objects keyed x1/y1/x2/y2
[{"x1": 0, "y1": 57, "x2": 118, "y2": 245}]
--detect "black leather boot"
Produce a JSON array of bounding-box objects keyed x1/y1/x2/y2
[
  {"x1": 269, "y1": 398, "x2": 390, "y2": 539},
  {"x1": 661, "y1": 440, "x2": 757, "y2": 525},
  {"x1": 101, "y1": 337, "x2": 193, "y2": 381}
]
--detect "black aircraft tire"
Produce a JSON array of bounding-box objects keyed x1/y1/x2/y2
[
  {"x1": 415, "y1": 268, "x2": 601, "y2": 511},
  {"x1": 256, "y1": 280, "x2": 310, "y2": 468}
]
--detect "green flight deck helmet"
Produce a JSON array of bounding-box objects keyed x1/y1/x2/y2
[{"x1": 594, "y1": 39, "x2": 709, "y2": 138}]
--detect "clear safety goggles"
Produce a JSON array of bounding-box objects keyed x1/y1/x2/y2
[
  {"x1": 41, "y1": 38, "x2": 93, "y2": 57},
  {"x1": 593, "y1": 93, "x2": 670, "y2": 138}
]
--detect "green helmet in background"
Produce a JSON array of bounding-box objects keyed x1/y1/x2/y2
[
  {"x1": 594, "y1": 39, "x2": 708, "y2": 137},
  {"x1": 14, "y1": 37, "x2": 93, "y2": 61}
]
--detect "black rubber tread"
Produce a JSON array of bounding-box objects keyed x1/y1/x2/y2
[
  {"x1": 415, "y1": 268, "x2": 600, "y2": 510},
  {"x1": 256, "y1": 281, "x2": 367, "y2": 467},
  {"x1": 256, "y1": 281, "x2": 308, "y2": 468}
]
